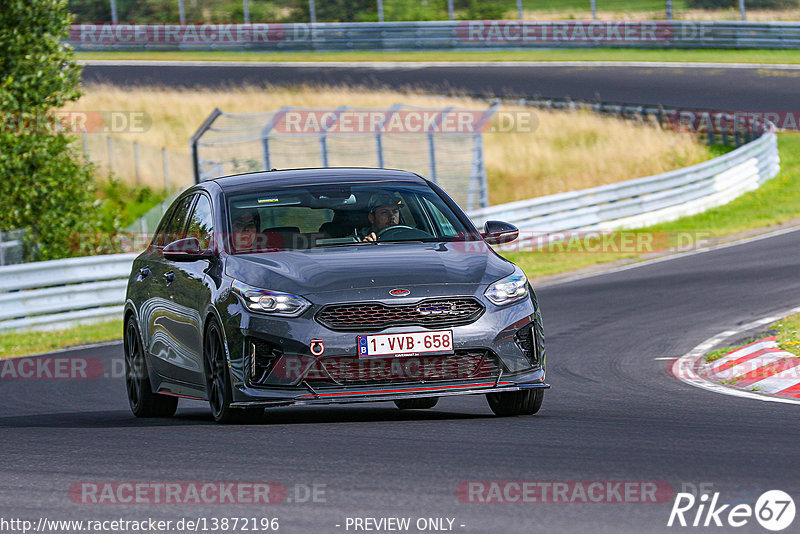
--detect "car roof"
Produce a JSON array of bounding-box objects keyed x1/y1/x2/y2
[{"x1": 209, "y1": 167, "x2": 427, "y2": 194}]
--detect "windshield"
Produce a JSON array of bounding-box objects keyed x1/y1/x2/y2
[{"x1": 226, "y1": 181, "x2": 479, "y2": 252}]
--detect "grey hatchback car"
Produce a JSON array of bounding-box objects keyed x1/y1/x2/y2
[{"x1": 123, "y1": 168, "x2": 548, "y2": 423}]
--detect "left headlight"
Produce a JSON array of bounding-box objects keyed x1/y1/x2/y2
[
  {"x1": 484, "y1": 266, "x2": 529, "y2": 306},
  {"x1": 232, "y1": 280, "x2": 311, "y2": 317}
]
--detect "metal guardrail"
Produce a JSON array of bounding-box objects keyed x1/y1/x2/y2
[
  {"x1": 467, "y1": 129, "x2": 779, "y2": 235},
  {"x1": 0, "y1": 254, "x2": 137, "y2": 332},
  {"x1": 0, "y1": 129, "x2": 780, "y2": 333},
  {"x1": 68, "y1": 21, "x2": 800, "y2": 51}
]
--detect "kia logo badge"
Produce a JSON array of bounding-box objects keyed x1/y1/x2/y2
[{"x1": 389, "y1": 288, "x2": 410, "y2": 297}]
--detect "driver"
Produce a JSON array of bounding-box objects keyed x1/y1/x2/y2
[{"x1": 362, "y1": 193, "x2": 404, "y2": 242}]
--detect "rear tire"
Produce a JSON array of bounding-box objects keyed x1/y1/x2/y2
[
  {"x1": 486, "y1": 389, "x2": 544, "y2": 417},
  {"x1": 204, "y1": 320, "x2": 264, "y2": 424},
  {"x1": 124, "y1": 317, "x2": 178, "y2": 418},
  {"x1": 394, "y1": 397, "x2": 439, "y2": 410}
]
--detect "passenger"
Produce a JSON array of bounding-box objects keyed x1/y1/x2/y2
[{"x1": 232, "y1": 209, "x2": 260, "y2": 250}]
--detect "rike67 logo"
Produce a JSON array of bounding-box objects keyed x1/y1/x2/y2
[{"x1": 668, "y1": 490, "x2": 795, "y2": 531}]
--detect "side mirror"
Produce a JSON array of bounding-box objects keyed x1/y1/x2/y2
[
  {"x1": 482, "y1": 220, "x2": 519, "y2": 245},
  {"x1": 163, "y1": 237, "x2": 213, "y2": 261}
]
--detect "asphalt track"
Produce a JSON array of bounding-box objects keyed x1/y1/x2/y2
[
  {"x1": 82, "y1": 61, "x2": 800, "y2": 111},
  {"x1": 3, "y1": 227, "x2": 800, "y2": 533},
  {"x1": 1, "y1": 63, "x2": 799, "y2": 533}
]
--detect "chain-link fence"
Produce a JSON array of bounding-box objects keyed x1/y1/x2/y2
[
  {"x1": 0, "y1": 229, "x2": 26, "y2": 267},
  {"x1": 70, "y1": 1, "x2": 763, "y2": 24},
  {"x1": 191, "y1": 104, "x2": 498, "y2": 210},
  {"x1": 79, "y1": 133, "x2": 193, "y2": 192}
]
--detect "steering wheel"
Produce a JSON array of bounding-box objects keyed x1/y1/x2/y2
[{"x1": 376, "y1": 225, "x2": 416, "y2": 239}]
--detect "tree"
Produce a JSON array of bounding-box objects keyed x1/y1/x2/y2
[{"x1": 0, "y1": 0, "x2": 98, "y2": 260}]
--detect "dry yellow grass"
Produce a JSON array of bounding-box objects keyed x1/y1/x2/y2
[
  {"x1": 65, "y1": 84, "x2": 709, "y2": 204},
  {"x1": 520, "y1": 8, "x2": 800, "y2": 21}
]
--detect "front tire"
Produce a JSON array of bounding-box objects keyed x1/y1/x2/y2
[
  {"x1": 124, "y1": 317, "x2": 178, "y2": 418},
  {"x1": 486, "y1": 389, "x2": 544, "y2": 417},
  {"x1": 203, "y1": 320, "x2": 263, "y2": 424},
  {"x1": 394, "y1": 397, "x2": 439, "y2": 410}
]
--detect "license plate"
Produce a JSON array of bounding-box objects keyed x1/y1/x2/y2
[{"x1": 357, "y1": 330, "x2": 454, "y2": 358}]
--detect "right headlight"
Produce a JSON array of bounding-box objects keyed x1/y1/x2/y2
[
  {"x1": 484, "y1": 266, "x2": 528, "y2": 306},
  {"x1": 232, "y1": 280, "x2": 311, "y2": 317}
]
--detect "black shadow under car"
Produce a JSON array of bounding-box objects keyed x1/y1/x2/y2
[{"x1": 123, "y1": 168, "x2": 548, "y2": 423}]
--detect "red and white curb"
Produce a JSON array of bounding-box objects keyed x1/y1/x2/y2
[{"x1": 671, "y1": 306, "x2": 800, "y2": 405}]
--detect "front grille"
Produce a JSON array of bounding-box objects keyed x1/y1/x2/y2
[
  {"x1": 315, "y1": 298, "x2": 484, "y2": 331},
  {"x1": 247, "y1": 338, "x2": 282, "y2": 386},
  {"x1": 303, "y1": 349, "x2": 501, "y2": 387}
]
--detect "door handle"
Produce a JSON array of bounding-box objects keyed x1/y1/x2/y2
[{"x1": 164, "y1": 271, "x2": 175, "y2": 283}]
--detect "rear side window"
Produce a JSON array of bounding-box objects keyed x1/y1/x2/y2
[{"x1": 156, "y1": 195, "x2": 195, "y2": 247}]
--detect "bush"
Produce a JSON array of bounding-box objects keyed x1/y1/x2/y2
[
  {"x1": 0, "y1": 0, "x2": 99, "y2": 260},
  {"x1": 687, "y1": 0, "x2": 799, "y2": 9}
]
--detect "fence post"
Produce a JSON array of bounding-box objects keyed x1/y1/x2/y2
[
  {"x1": 162, "y1": 147, "x2": 170, "y2": 192},
  {"x1": 107, "y1": 136, "x2": 114, "y2": 175},
  {"x1": 377, "y1": 0, "x2": 384, "y2": 22},
  {"x1": 517, "y1": 0, "x2": 523, "y2": 20},
  {"x1": 109, "y1": 0, "x2": 118, "y2": 24},
  {"x1": 243, "y1": 0, "x2": 250, "y2": 23},
  {"x1": 309, "y1": 0, "x2": 316, "y2": 23},
  {"x1": 82, "y1": 131, "x2": 89, "y2": 164},
  {"x1": 375, "y1": 104, "x2": 402, "y2": 169},
  {"x1": 447, "y1": 0, "x2": 454, "y2": 21},
  {"x1": 426, "y1": 107, "x2": 453, "y2": 185},
  {"x1": 739, "y1": 0, "x2": 746, "y2": 21},
  {"x1": 134, "y1": 141, "x2": 141, "y2": 186},
  {"x1": 666, "y1": 0, "x2": 673, "y2": 20},
  {"x1": 591, "y1": 0, "x2": 597, "y2": 20},
  {"x1": 319, "y1": 106, "x2": 347, "y2": 168},
  {"x1": 178, "y1": 0, "x2": 186, "y2": 24}
]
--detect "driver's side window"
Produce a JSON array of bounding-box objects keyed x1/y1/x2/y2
[{"x1": 156, "y1": 195, "x2": 195, "y2": 247}]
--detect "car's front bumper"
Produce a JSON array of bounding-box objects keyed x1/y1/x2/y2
[
  {"x1": 221, "y1": 286, "x2": 546, "y2": 406},
  {"x1": 231, "y1": 369, "x2": 549, "y2": 407}
]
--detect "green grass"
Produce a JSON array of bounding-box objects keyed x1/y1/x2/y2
[
  {"x1": 0, "y1": 320, "x2": 122, "y2": 359},
  {"x1": 775, "y1": 313, "x2": 800, "y2": 356},
  {"x1": 504, "y1": 134, "x2": 800, "y2": 279},
  {"x1": 701, "y1": 313, "x2": 800, "y2": 363},
  {"x1": 75, "y1": 48, "x2": 800, "y2": 64},
  {"x1": 705, "y1": 345, "x2": 742, "y2": 362}
]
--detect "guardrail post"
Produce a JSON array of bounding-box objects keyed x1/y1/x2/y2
[
  {"x1": 377, "y1": 0, "x2": 384, "y2": 23},
  {"x1": 134, "y1": 141, "x2": 141, "y2": 186},
  {"x1": 109, "y1": 0, "x2": 118, "y2": 24},
  {"x1": 0, "y1": 231, "x2": 5, "y2": 267},
  {"x1": 591, "y1": 0, "x2": 597, "y2": 20},
  {"x1": 447, "y1": 0, "x2": 454, "y2": 20},
  {"x1": 309, "y1": 0, "x2": 316, "y2": 23},
  {"x1": 178, "y1": 0, "x2": 186, "y2": 25},
  {"x1": 666, "y1": 0, "x2": 673, "y2": 20},
  {"x1": 517, "y1": 0, "x2": 523, "y2": 20},
  {"x1": 162, "y1": 147, "x2": 170, "y2": 192},
  {"x1": 739, "y1": 0, "x2": 746, "y2": 21},
  {"x1": 243, "y1": 0, "x2": 250, "y2": 24}
]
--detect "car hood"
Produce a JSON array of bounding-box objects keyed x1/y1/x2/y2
[{"x1": 224, "y1": 241, "x2": 515, "y2": 300}]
